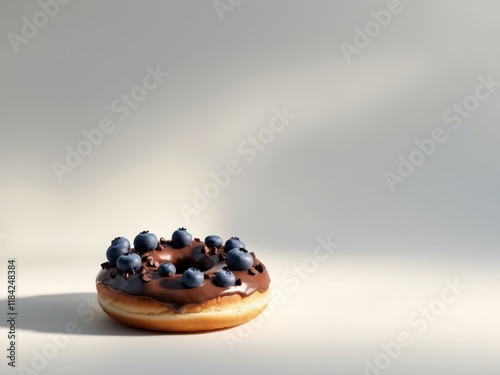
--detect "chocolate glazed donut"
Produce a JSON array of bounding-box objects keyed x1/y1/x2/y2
[{"x1": 96, "y1": 229, "x2": 271, "y2": 332}]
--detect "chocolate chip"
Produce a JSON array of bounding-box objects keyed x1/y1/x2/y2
[
  {"x1": 159, "y1": 237, "x2": 169, "y2": 244},
  {"x1": 194, "y1": 237, "x2": 201, "y2": 242},
  {"x1": 110, "y1": 269, "x2": 117, "y2": 278},
  {"x1": 255, "y1": 263, "x2": 264, "y2": 272},
  {"x1": 248, "y1": 267, "x2": 258, "y2": 275},
  {"x1": 156, "y1": 244, "x2": 164, "y2": 250},
  {"x1": 235, "y1": 278, "x2": 242, "y2": 286},
  {"x1": 218, "y1": 253, "x2": 226, "y2": 261},
  {"x1": 101, "y1": 262, "x2": 111, "y2": 269},
  {"x1": 210, "y1": 247, "x2": 217, "y2": 255},
  {"x1": 203, "y1": 273, "x2": 210, "y2": 279}
]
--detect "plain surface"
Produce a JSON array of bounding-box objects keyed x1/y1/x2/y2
[{"x1": 1, "y1": 1, "x2": 499, "y2": 374}]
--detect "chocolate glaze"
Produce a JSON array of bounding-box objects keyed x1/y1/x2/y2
[{"x1": 96, "y1": 239, "x2": 270, "y2": 313}]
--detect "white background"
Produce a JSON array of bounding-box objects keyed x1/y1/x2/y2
[{"x1": 1, "y1": 1, "x2": 499, "y2": 374}]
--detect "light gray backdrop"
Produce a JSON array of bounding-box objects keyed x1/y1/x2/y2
[{"x1": 0, "y1": 1, "x2": 499, "y2": 374}]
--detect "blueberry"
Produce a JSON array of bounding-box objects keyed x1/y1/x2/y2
[
  {"x1": 214, "y1": 268, "x2": 236, "y2": 287},
  {"x1": 204, "y1": 235, "x2": 223, "y2": 248},
  {"x1": 182, "y1": 267, "x2": 204, "y2": 288},
  {"x1": 171, "y1": 227, "x2": 192, "y2": 248},
  {"x1": 106, "y1": 244, "x2": 129, "y2": 266},
  {"x1": 225, "y1": 248, "x2": 253, "y2": 271},
  {"x1": 111, "y1": 237, "x2": 130, "y2": 250},
  {"x1": 116, "y1": 253, "x2": 142, "y2": 273},
  {"x1": 158, "y1": 262, "x2": 176, "y2": 277},
  {"x1": 223, "y1": 237, "x2": 245, "y2": 252},
  {"x1": 133, "y1": 231, "x2": 158, "y2": 254}
]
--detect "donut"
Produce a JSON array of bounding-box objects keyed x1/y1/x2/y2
[{"x1": 96, "y1": 228, "x2": 271, "y2": 332}]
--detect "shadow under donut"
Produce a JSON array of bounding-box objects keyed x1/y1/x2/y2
[{"x1": 0, "y1": 293, "x2": 213, "y2": 336}]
